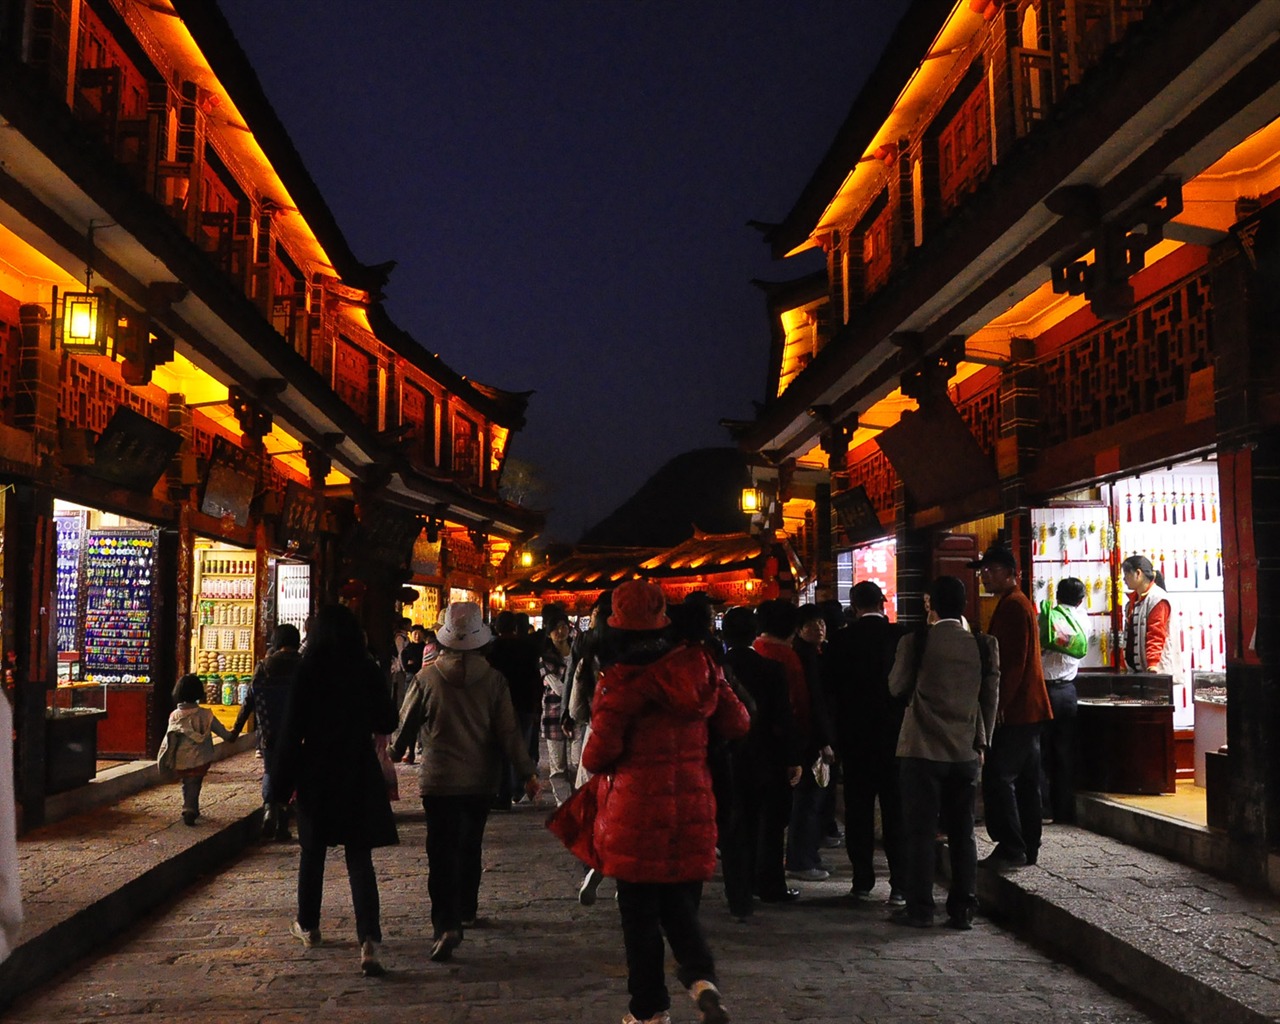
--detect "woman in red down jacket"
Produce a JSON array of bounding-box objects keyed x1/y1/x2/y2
[{"x1": 583, "y1": 580, "x2": 749, "y2": 1024}]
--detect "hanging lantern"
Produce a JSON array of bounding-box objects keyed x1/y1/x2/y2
[{"x1": 59, "y1": 290, "x2": 112, "y2": 354}]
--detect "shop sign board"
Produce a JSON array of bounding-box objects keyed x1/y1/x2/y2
[
  {"x1": 279, "y1": 480, "x2": 322, "y2": 549},
  {"x1": 411, "y1": 531, "x2": 442, "y2": 578},
  {"x1": 87, "y1": 406, "x2": 182, "y2": 492},
  {"x1": 875, "y1": 401, "x2": 997, "y2": 509},
  {"x1": 200, "y1": 436, "x2": 258, "y2": 527},
  {"x1": 833, "y1": 485, "x2": 885, "y2": 545},
  {"x1": 351, "y1": 504, "x2": 420, "y2": 568}
]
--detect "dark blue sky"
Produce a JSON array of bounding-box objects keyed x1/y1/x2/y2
[{"x1": 217, "y1": 1, "x2": 911, "y2": 542}]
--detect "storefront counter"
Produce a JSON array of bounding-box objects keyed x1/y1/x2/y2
[
  {"x1": 45, "y1": 707, "x2": 107, "y2": 793},
  {"x1": 1077, "y1": 699, "x2": 1176, "y2": 795},
  {"x1": 53, "y1": 683, "x2": 158, "y2": 759},
  {"x1": 1193, "y1": 698, "x2": 1227, "y2": 787}
]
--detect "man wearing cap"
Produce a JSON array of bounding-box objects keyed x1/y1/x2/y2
[
  {"x1": 824, "y1": 580, "x2": 908, "y2": 904},
  {"x1": 970, "y1": 544, "x2": 1052, "y2": 868}
]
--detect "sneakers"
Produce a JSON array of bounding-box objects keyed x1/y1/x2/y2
[
  {"x1": 429, "y1": 930, "x2": 461, "y2": 962},
  {"x1": 579, "y1": 868, "x2": 604, "y2": 906},
  {"x1": 851, "y1": 888, "x2": 879, "y2": 903},
  {"x1": 690, "y1": 980, "x2": 729, "y2": 1024},
  {"x1": 290, "y1": 921, "x2": 321, "y2": 948},
  {"x1": 887, "y1": 889, "x2": 907, "y2": 907},
  {"x1": 621, "y1": 1013, "x2": 672, "y2": 1024},
  {"x1": 786, "y1": 867, "x2": 830, "y2": 882},
  {"x1": 888, "y1": 907, "x2": 933, "y2": 928},
  {"x1": 360, "y1": 939, "x2": 385, "y2": 976}
]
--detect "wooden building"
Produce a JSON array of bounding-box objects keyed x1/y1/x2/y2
[
  {"x1": 0, "y1": 0, "x2": 541, "y2": 825},
  {"x1": 501, "y1": 530, "x2": 803, "y2": 619},
  {"x1": 733, "y1": 1, "x2": 1280, "y2": 890}
]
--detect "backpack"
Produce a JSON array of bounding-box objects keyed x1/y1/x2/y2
[{"x1": 1039, "y1": 600, "x2": 1088, "y2": 659}]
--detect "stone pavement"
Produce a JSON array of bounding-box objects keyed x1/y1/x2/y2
[{"x1": 0, "y1": 749, "x2": 1276, "y2": 1023}]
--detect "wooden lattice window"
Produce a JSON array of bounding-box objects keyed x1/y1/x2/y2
[
  {"x1": 938, "y1": 78, "x2": 992, "y2": 215},
  {"x1": 452, "y1": 414, "x2": 478, "y2": 482},
  {"x1": 400, "y1": 382, "x2": 435, "y2": 467},
  {"x1": 333, "y1": 336, "x2": 373, "y2": 422}
]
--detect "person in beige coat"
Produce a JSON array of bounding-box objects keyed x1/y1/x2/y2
[
  {"x1": 887, "y1": 575, "x2": 999, "y2": 929},
  {"x1": 391, "y1": 602, "x2": 539, "y2": 963}
]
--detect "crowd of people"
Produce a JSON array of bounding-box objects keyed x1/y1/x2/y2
[{"x1": 159, "y1": 537, "x2": 1184, "y2": 1023}]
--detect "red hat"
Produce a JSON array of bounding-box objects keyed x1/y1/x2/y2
[{"x1": 608, "y1": 580, "x2": 670, "y2": 632}]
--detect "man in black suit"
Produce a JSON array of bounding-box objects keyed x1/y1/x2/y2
[
  {"x1": 718, "y1": 607, "x2": 802, "y2": 917},
  {"x1": 825, "y1": 581, "x2": 907, "y2": 905}
]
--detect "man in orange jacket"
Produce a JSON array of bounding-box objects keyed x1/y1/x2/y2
[{"x1": 970, "y1": 544, "x2": 1052, "y2": 868}]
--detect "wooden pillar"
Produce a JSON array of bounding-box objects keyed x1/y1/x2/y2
[
  {"x1": 7, "y1": 484, "x2": 54, "y2": 828},
  {"x1": 894, "y1": 481, "x2": 928, "y2": 628},
  {"x1": 1211, "y1": 201, "x2": 1280, "y2": 884}
]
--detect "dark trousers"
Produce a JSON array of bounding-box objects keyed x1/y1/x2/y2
[
  {"x1": 1040, "y1": 681, "x2": 1079, "y2": 823},
  {"x1": 785, "y1": 767, "x2": 825, "y2": 871},
  {"x1": 497, "y1": 712, "x2": 539, "y2": 805},
  {"x1": 297, "y1": 844, "x2": 382, "y2": 943},
  {"x1": 422, "y1": 794, "x2": 491, "y2": 937},
  {"x1": 753, "y1": 775, "x2": 793, "y2": 898},
  {"x1": 180, "y1": 774, "x2": 204, "y2": 814},
  {"x1": 898, "y1": 756, "x2": 979, "y2": 922},
  {"x1": 616, "y1": 879, "x2": 717, "y2": 1020},
  {"x1": 844, "y1": 743, "x2": 903, "y2": 894},
  {"x1": 721, "y1": 768, "x2": 768, "y2": 916},
  {"x1": 983, "y1": 722, "x2": 1044, "y2": 862}
]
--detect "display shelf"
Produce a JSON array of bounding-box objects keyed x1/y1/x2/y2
[
  {"x1": 55, "y1": 511, "x2": 85, "y2": 653},
  {"x1": 192, "y1": 548, "x2": 259, "y2": 677},
  {"x1": 81, "y1": 529, "x2": 156, "y2": 684}
]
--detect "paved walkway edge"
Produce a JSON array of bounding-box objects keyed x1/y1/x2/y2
[
  {"x1": 0, "y1": 808, "x2": 262, "y2": 1012},
  {"x1": 977, "y1": 866, "x2": 1275, "y2": 1024}
]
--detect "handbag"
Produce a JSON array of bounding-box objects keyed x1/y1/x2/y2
[
  {"x1": 156, "y1": 730, "x2": 179, "y2": 772},
  {"x1": 374, "y1": 735, "x2": 399, "y2": 801},
  {"x1": 812, "y1": 756, "x2": 831, "y2": 788},
  {"x1": 545, "y1": 771, "x2": 611, "y2": 869}
]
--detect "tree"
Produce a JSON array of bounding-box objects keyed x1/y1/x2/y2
[{"x1": 499, "y1": 457, "x2": 549, "y2": 507}]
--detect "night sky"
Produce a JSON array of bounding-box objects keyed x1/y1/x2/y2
[{"x1": 216, "y1": 1, "x2": 912, "y2": 543}]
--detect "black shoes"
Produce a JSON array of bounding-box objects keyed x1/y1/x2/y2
[
  {"x1": 888, "y1": 907, "x2": 933, "y2": 928},
  {"x1": 430, "y1": 930, "x2": 461, "y2": 962},
  {"x1": 756, "y1": 887, "x2": 801, "y2": 903},
  {"x1": 945, "y1": 910, "x2": 974, "y2": 930},
  {"x1": 691, "y1": 981, "x2": 729, "y2": 1024},
  {"x1": 978, "y1": 846, "x2": 1028, "y2": 869}
]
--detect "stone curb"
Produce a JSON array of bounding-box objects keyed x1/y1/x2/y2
[
  {"x1": 0, "y1": 751, "x2": 265, "y2": 1013},
  {"x1": 977, "y1": 864, "x2": 1277, "y2": 1024}
]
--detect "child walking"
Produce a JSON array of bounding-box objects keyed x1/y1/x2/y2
[{"x1": 164, "y1": 673, "x2": 233, "y2": 825}]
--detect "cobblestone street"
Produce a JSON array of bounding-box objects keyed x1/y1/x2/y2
[{"x1": 7, "y1": 777, "x2": 1163, "y2": 1024}]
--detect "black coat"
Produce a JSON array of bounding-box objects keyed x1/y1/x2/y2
[
  {"x1": 824, "y1": 614, "x2": 905, "y2": 759},
  {"x1": 269, "y1": 650, "x2": 399, "y2": 850},
  {"x1": 722, "y1": 645, "x2": 802, "y2": 779}
]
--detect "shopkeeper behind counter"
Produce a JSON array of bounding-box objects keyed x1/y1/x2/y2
[{"x1": 1120, "y1": 555, "x2": 1182, "y2": 680}]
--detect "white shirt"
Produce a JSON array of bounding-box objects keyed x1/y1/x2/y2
[{"x1": 1041, "y1": 603, "x2": 1085, "y2": 682}]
